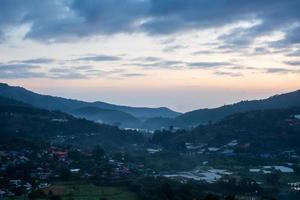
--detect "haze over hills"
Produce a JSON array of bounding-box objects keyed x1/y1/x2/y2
[
  {"x1": 0, "y1": 83, "x2": 180, "y2": 128},
  {"x1": 71, "y1": 106, "x2": 141, "y2": 127},
  {"x1": 1, "y1": 82, "x2": 300, "y2": 130}
]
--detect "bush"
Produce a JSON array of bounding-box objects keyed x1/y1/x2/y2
[{"x1": 28, "y1": 189, "x2": 46, "y2": 199}]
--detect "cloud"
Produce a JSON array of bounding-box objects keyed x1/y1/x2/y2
[
  {"x1": 0, "y1": 63, "x2": 87, "y2": 79},
  {"x1": 286, "y1": 50, "x2": 300, "y2": 57},
  {"x1": 264, "y1": 67, "x2": 300, "y2": 74},
  {"x1": 74, "y1": 54, "x2": 122, "y2": 62},
  {"x1": 129, "y1": 60, "x2": 185, "y2": 69},
  {"x1": 48, "y1": 72, "x2": 88, "y2": 79},
  {"x1": 10, "y1": 58, "x2": 55, "y2": 64},
  {"x1": 188, "y1": 62, "x2": 230, "y2": 68},
  {"x1": 129, "y1": 58, "x2": 231, "y2": 70},
  {"x1": 0, "y1": 31, "x2": 5, "y2": 43},
  {"x1": 284, "y1": 61, "x2": 300, "y2": 66},
  {"x1": 0, "y1": 63, "x2": 41, "y2": 72},
  {"x1": 131, "y1": 56, "x2": 162, "y2": 62},
  {"x1": 0, "y1": 63, "x2": 44, "y2": 78},
  {"x1": 272, "y1": 26, "x2": 300, "y2": 47},
  {"x1": 48, "y1": 66, "x2": 127, "y2": 79},
  {"x1": 214, "y1": 71, "x2": 243, "y2": 77},
  {"x1": 192, "y1": 50, "x2": 216, "y2": 55},
  {"x1": 121, "y1": 73, "x2": 146, "y2": 77},
  {"x1": 0, "y1": 0, "x2": 299, "y2": 48},
  {"x1": 162, "y1": 44, "x2": 185, "y2": 52},
  {"x1": 0, "y1": 61, "x2": 134, "y2": 79}
]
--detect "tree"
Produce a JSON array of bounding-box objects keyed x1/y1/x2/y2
[
  {"x1": 92, "y1": 145, "x2": 106, "y2": 160},
  {"x1": 266, "y1": 172, "x2": 281, "y2": 186},
  {"x1": 161, "y1": 183, "x2": 174, "y2": 200},
  {"x1": 49, "y1": 195, "x2": 62, "y2": 200},
  {"x1": 203, "y1": 194, "x2": 220, "y2": 200},
  {"x1": 28, "y1": 189, "x2": 46, "y2": 199},
  {"x1": 225, "y1": 195, "x2": 236, "y2": 200}
]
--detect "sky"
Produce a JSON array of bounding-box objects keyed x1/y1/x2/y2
[{"x1": 0, "y1": 0, "x2": 300, "y2": 112}]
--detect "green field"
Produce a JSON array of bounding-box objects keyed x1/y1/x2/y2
[{"x1": 7, "y1": 182, "x2": 139, "y2": 200}]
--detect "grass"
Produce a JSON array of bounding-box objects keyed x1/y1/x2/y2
[{"x1": 60, "y1": 182, "x2": 138, "y2": 200}]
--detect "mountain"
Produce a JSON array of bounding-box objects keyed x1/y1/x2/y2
[
  {"x1": 152, "y1": 107, "x2": 300, "y2": 152},
  {"x1": 71, "y1": 106, "x2": 141, "y2": 128},
  {"x1": 172, "y1": 89, "x2": 300, "y2": 128},
  {"x1": 0, "y1": 96, "x2": 144, "y2": 148},
  {"x1": 0, "y1": 96, "x2": 30, "y2": 107},
  {"x1": 0, "y1": 83, "x2": 180, "y2": 126},
  {"x1": 91, "y1": 101, "x2": 180, "y2": 119}
]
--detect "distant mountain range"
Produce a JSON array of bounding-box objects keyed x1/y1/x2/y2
[
  {"x1": 70, "y1": 106, "x2": 141, "y2": 127},
  {"x1": 0, "y1": 82, "x2": 300, "y2": 129},
  {"x1": 0, "y1": 83, "x2": 180, "y2": 128},
  {"x1": 172, "y1": 89, "x2": 300, "y2": 128},
  {"x1": 1, "y1": 83, "x2": 300, "y2": 153}
]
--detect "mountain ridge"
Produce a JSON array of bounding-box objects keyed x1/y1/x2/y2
[
  {"x1": 172, "y1": 89, "x2": 300, "y2": 128},
  {"x1": 0, "y1": 83, "x2": 181, "y2": 123}
]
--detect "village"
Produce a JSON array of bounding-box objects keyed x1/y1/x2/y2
[
  {"x1": 1, "y1": 136, "x2": 300, "y2": 199},
  {"x1": 0, "y1": 142, "x2": 153, "y2": 199}
]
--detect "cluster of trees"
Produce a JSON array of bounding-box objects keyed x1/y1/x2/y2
[
  {"x1": 151, "y1": 107, "x2": 300, "y2": 153},
  {"x1": 128, "y1": 176, "x2": 269, "y2": 200}
]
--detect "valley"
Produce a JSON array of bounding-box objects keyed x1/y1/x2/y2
[{"x1": 1, "y1": 83, "x2": 300, "y2": 199}]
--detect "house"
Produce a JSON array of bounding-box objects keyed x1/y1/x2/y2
[
  {"x1": 70, "y1": 168, "x2": 80, "y2": 173},
  {"x1": 9, "y1": 180, "x2": 21, "y2": 186},
  {"x1": 0, "y1": 190, "x2": 6, "y2": 199},
  {"x1": 288, "y1": 182, "x2": 300, "y2": 191},
  {"x1": 53, "y1": 151, "x2": 68, "y2": 158},
  {"x1": 208, "y1": 147, "x2": 220, "y2": 152},
  {"x1": 24, "y1": 182, "x2": 32, "y2": 192},
  {"x1": 236, "y1": 195, "x2": 260, "y2": 200},
  {"x1": 38, "y1": 183, "x2": 50, "y2": 189}
]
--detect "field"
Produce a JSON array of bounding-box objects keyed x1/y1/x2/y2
[{"x1": 7, "y1": 182, "x2": 139, "y2": 200}]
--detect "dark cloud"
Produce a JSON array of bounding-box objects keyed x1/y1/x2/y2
[{"x1": 0, "y1": 0, "x2": 299, "y2": 48}]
